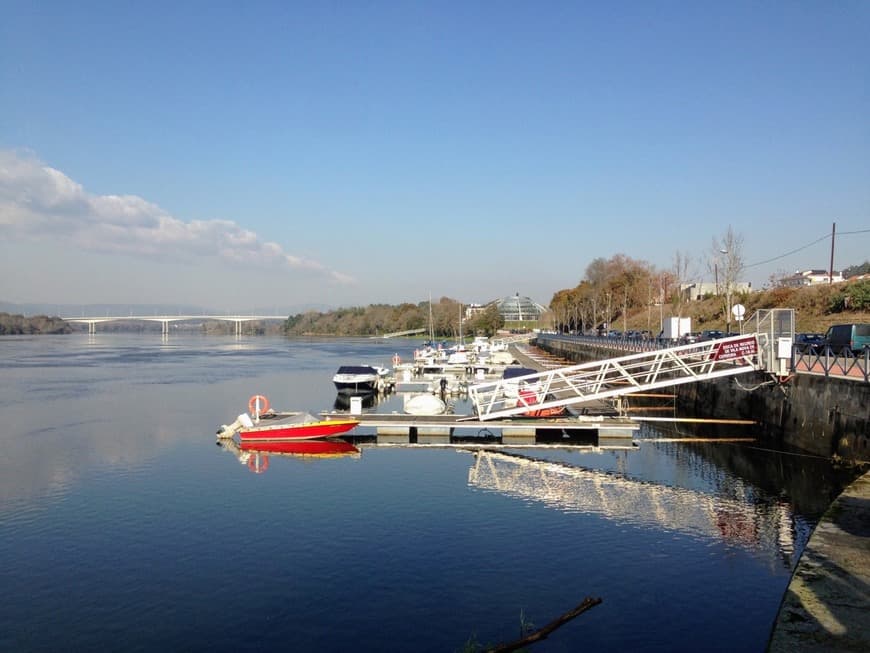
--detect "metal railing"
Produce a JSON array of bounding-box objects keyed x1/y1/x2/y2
[
  {"x1": 792, "y1": 346, "x2": 870, "y2": 383},
  {"x1": 469, "y1": 334, "x2": 763, "y2": 420}
]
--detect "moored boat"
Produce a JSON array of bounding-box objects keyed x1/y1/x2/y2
[
  {"x1": 216, "y1": 395, "x2": 359, "y2": 442},
  {"x1": 502, "y1": 367, "x2": 569, "y2": 417},
  {"x1": 403, "y1": 392, "x2": 448, "y2": 415},
  {"x1": 332, "y1": 365, "x2": 382, "y2": 394},
  {"x1": 238, "y1": 412, "x2": 360, "y2": 442}
]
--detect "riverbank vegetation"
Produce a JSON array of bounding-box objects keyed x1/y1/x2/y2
[
  {"x1": 618, "y1": 276, "x2": 869, "y2": 335},
  {"x1": 0, "y1": 312, "x2": 72, "y2": 335},
  {"x1": 550, "y1": 252, "x2": 869, "y2": 335},
  {"x1": 283, "y1": 298, "x2": 504, "y2": 338}
]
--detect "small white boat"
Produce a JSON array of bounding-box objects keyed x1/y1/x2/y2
[
  {"x1": 403, "y1": 393, "x2": 447, "y2": 415},
  {"x1": 332, "y1": 365, "x2": 381, "y2": 394}
]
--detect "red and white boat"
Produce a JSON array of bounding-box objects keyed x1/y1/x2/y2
[{"x1": 216, "y1": 394, "x2": 359, "y2": 442}]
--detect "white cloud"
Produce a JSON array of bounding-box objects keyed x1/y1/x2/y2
[{"x1": 0, "y1": 149, "x2": 355, "y2": 284}]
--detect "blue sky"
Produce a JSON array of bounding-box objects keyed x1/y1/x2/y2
[{"x1": 2, "y1": 2, "x2": 868, "y2": 312}]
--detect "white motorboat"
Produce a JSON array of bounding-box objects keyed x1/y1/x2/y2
[{"x1": 332, "y1": 365, "x2": 381, "y2": 394}]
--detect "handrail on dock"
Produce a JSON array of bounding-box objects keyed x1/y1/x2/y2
[{"x1": 470, "y1": 334, "x2": 766, "y2": 421}]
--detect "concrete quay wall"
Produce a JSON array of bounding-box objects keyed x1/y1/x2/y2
[{"x1": 535, "y1": 336, "x2": 870, "y2": 463}]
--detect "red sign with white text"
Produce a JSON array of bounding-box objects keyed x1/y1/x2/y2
[{"x1": 713, "y1": 336, "x2": 758, "y2": 361}]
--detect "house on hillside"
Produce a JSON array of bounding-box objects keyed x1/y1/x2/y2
[{"x1": 781, "y1": 269, "x2": 844, "y2": 287}]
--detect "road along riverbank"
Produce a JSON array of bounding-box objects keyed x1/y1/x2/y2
[{"x1": 767, "y1": 470, "x2": 870, "y2": 652}]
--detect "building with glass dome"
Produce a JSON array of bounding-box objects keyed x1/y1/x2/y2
[{"x1": 493, "y1": 293, "x2": 548, "y2": 323}]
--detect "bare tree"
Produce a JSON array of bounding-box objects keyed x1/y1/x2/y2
[
  {"x1": 671, "y1": 250, "x2": 693, "y2": 318},
  {"x1": 712, "y1": 226, "x2": 745, "y2": 332}
]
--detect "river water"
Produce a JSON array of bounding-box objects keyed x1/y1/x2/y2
[{"x1": 0, "y1": 334, "x2": 860, "y2": 652}]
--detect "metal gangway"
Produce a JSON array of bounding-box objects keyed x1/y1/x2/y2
[
  {"x1": 379, "y1": 328, "x2": 427, "y2": 338},
  {"x1": 469, "y1": 309, "x2": 795, "y2": 421},
  {"x1": 490, "y1": 333, "x2": 534, "y2": 347}
]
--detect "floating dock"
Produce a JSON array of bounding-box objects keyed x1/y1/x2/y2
[{"x1": 320, "y1": 411, "x2": 638, "y2": 446}]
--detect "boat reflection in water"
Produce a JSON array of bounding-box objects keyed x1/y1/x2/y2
[
  {"x1": 219, "y1": 437, "x2": 361, "y2": 474},
  {"x1": 333, "y1": 392, "x2": 380, "y2": 411}
]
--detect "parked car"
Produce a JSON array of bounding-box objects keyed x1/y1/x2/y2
[
  {"x1": 794, "y1": 333, "x2": 825, "y2": 353},
  {"x1": 679, "y1": 332, "x2": 701, "y2": 344},
  {"x1": 823, "y1": 324, "x2": 870, "y2": 354},
  {"x1": 699, "y1": 330, "x2": 725, "y2": 341}
]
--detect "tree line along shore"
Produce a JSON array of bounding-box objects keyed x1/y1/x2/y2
[{"x1": 3, "y1": 277, "x2": 868, "y2": 338}]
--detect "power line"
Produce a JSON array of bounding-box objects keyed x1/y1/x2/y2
[
  {"x1": 745, "y1": 226, "x2": 870, "y2": 269},
  {"x1": 745, "y1": 232, "x2": 830, "y2": 268}
]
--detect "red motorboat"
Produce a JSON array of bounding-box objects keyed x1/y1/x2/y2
[
  {"x1": 238, "y1": 412, "x2": 359, "y2": 443},
  {"x1": 517, "y1": 386, "x2": 569, "y2": 418},
  {"x1": 216, "y1": 394, "x2": 359, "y2": 442}
]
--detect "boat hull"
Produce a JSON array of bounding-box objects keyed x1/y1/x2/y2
[
  {"x1": 239, "y1": 418, "x2": 359, "y2": 442},
  {"x1": 332, "y1": 366, "x2": 380, "y2": 395},
  {"x1": 332, "y1": 380, "x2": 378, "y2": 395}
]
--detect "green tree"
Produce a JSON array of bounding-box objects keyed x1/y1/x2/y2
[{"x1": 468, "y1": 303, "x2": 504, "y2": 336}]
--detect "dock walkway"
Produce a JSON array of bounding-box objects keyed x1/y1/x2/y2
[
  {"x1": 321, "y1": 343, "x2": 636, "y2": 445},
  {"x1": 767, "y1": 469, "x2": 870, "y2": 652}
]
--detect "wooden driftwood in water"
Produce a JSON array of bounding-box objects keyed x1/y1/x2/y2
[{"x1": 486, "y1": 597, "x2": 603, "y2": 653}]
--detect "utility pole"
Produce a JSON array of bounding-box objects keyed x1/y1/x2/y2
[
  {"x1": 623, "y1": 287, "x2": 628, "y2": 334},
  {"x1": 647, "y1": 282, "x2": 652, "y2": 331},
  {"x1": 829, "y1": 222, "x2": 836, "y2": 284}
]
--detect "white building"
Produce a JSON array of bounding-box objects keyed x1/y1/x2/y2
[
  {"x1": 781, "y1": 269, "x2": 844, "y2": 287},
  {"x1": 680, "y1": 281, "x2": 752, "y2": 301}
]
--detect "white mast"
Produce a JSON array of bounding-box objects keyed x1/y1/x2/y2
[{"x1": 428, "y1": 293, "x2": 434, "y2": 342}]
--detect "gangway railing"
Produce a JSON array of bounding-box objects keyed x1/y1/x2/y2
[
  {"x1": 490, "y1": 333, "x2": 533, "y2": 348},
  {"x1": 468, "y1": 333, "x2": 764, "y2": 421},
  {"x1": 380, "y1": 328, "x2": 427, "y2": 338}
]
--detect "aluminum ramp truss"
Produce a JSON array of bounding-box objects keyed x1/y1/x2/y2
[{"x1": 468, "y1": 334, "x2": 763, "y2": 421}]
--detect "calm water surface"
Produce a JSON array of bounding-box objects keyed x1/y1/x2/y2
[{"x1": 0, "y1": 334, "x2": 861, "y2": 652}]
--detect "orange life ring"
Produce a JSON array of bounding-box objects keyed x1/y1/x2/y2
[
  {"x1": 248, "y1": 394, "x2": 270, "y2": 415},
  {"x1": 392, "y1": 354, "x2": 402, "y2": 366},
  {"x1": 247, "y1": 455, "x2": 269, "y2": 473}
]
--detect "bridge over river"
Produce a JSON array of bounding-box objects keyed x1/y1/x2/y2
[{"x1": 63, "y1": 314, "x2": 287, "y2": 336}]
